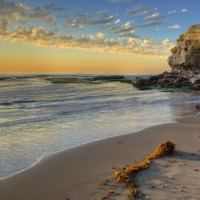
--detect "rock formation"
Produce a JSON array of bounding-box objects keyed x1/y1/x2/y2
[
  {"x1": 133, "y1": 24, "x2": 200, "y2": 91},
  {"x1": 168, "y1": 24, "x2": 200, "y2": 74}
]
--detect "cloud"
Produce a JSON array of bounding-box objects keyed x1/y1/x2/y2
[
  {"x1": 107, "y1": 21, "x2": 135, "y2": 34},
  {"x1": 134, "y1": 22, "x2": 165, "y2": 28},
  {"x1": 9, "y1": 26, "x2": 57, "y2": 43},
  {"x1": 119, "y1": 33, "x2": 138, "y2": 39},
  {"x1": 0, "y1": 0, "x2": 55, "y2": 25},
  {"x1": 168, "y1": 9, "x2": 187, "y2": 14},
  {"x1": 0, "y1": 18, "x2": 9, "y2": 35},
  {"x1": 0, "y1": 23, "x2": 174, "y2": 58},
  {"x1": 114, "y1": 19, "x2": 120, "y2": 24},
  {"x1": 97, "y1": 10, "x2": 109, "y2": 17},
  {"x1": 144, "y1": 13, "x2": 165, "y2": 20},
  {"x1": 128, "y1": 5, "x2": 150, "y2": 15},
  {"x1": 0, "y1": 1, "x2": 174, "y2": 58},
  {"x1": 68, "y1": 15, "x2": 115, "y2": 28},
  {"x1": 181, "y1": 9, "x2": 188, "y2": 13},
  {"x1": 168, "y1": 24, "x2": 181, "y2": 29},
  {"x1": 95, "y1": 32, "x2": 105, "y2": 40},
  {"x1": 0, "y1": 0, "x2": 28, "y2": 22},
  {"x1": 162, "y1": 39, "x2": 171, "y2": 46},
  {"x1": 28, "y1": 7, "x2": 55, "y2": 24},
  {"x1": 168, "y1": 10, "x2": 177, "y2": 15},
  {"x1": 43, "y1": 3, "x2": 65, "y2": 12},
  {"x1": 111, "y1": 0, "x2": 131, "y2": 3}
]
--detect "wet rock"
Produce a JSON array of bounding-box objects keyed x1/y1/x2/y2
[
  {"x1": 193, "y1": 79, "x2": 200, "y2": 85},
  {"x1": 195, "y1": 105, "x2": 200, "y2": 110},
  {"x1": 174, "y1": 77, "x2": 191, "y2": 87},
  {"x1": 132, "y1": 78, "x2": 151, "y2": 88},
  {"x1": 133, "y1": 24, "x2": 200, "y2": 91},
  {"x1": 191, "y1": 84, "x2": 200, "y2": 90},
  {"x1": 92, "y1": 75, "x2": 125, "y2": 81}
]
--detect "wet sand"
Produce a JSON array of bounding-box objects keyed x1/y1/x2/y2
[{"x1": 0, "y1": 115, "x2": 200, "y2": 200}]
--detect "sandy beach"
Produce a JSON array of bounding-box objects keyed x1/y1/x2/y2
[{"x1": 0, "y1": 115, "x2": 200, "y2": 200}]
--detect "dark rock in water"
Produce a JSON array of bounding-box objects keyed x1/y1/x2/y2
[
  {"x1": 133, "y1": 24, "x2": 200, "y2": 91},
  {"x1": 47, "y1": 75, "x2": 132, "y2": 85},
  {"x1": 132, "y1": 78, "x2": 150, "y2": 88},
  {"x1": 92, "y1": 75, "x2": 132, "y2": 84},
  {"x1": 193, "y1": 79, "x2": 200, "y2": 85},
  {"x1": 190, "y1": 79, "x2": 200, "y2": 90},
  {"x1": 133, "y1": 72, "x2": 183, "y2": 90},
  {"x1": 133, "y1": 72, "x2": 170, "y2": 89},
  {"x1": 173, "y1": 77, "x2": 191, "y2": 87},
  {"x1": 191, "y1": 84, "x2": 200, "y2": 91},
  {"x1": 132, "y1": 71, "x2": 192, "y2": 90},
  {"x1": 46, "y1": 78, "x2": 84, "y2": 84},
  {"x1": 92, "y1": 75, "x2": 125, "y2": 81},
  {"x1": 0, "y1": 77, "x2": 10, "y2": 81},
  {"x1": 195, "y1": 105, "x2": 200, "y2": 110},
  {"x1": 157, "y1": 78, "x2": 171, "y2": 85}
]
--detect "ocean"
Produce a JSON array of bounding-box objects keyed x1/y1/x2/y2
[{"x1": 0, "y1": 74, "x2": 199, "y2": 178}]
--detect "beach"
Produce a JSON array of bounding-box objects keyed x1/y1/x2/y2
[
  {"x1": 1, "y1": 75, "x2": 197, "y2": 178},
  {"x1": 1, "y1": 114, "x2": 200, "y2": 200},
  {"x1": 1, "y1": 0, "x2": 200, "y2": 199}
]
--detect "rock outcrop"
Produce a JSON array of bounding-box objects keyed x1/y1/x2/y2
[
  {"x1": 133, "y1": 24, "x2": 200, "y2": 91},
  {"x1": 168, "y1": 24, "x2": 200, "y2": 74}
]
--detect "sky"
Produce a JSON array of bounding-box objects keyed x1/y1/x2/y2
[{"x1": 0, "y1": 0, "x2": 199, "y2": 74}]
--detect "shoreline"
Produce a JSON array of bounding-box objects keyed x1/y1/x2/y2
[
  {"x1": 1, "y1": 114, "x2": 200, "y2": 199},
  {"x1": 0, "y1": 110, "x2": 197, "y2": 180},
  {"x1": 0, "y1": 117, "x2": 178, "y2": 180},
  {"x1": 0, "y1": 123, "x2": 176, "y2": 181}
]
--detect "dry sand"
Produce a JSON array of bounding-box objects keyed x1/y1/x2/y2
[{"x1": 0, "y1": 115, "x2": 200, "y2": 200}]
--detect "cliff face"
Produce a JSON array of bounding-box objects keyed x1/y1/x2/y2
[
  {"x1": 168, "y1": 24, "x2": 200, "y2": 74},
  {"x1": 133, "y1": 25, "x2": 200, "y2": 91}
]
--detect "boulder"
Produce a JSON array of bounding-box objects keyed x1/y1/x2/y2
[
  {"x1": 190, "y1": 84, "x2": 200, "y2": 91},
  {"x1": 195, "y1": 105, "x2": 200, "y2": 110},
  {"x1": 132, "y1": 78, "x2": 150, "y2": 88},
  {"x1": 173, "y1": 77, "x2": 191, "y2": 87},
  {"x1": 92, "y1": 75, "x2": 125, "y2": 81}
]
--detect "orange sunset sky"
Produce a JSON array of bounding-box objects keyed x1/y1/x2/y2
[
  {"x1": 0, "y1": 40, "x2": 169, "y2": 74},
  {"x1": 1, "y1": 0, "x2": 196, "y2": 74}
]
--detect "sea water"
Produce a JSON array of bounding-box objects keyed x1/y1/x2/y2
[{"x1": 0, "y1": 74, "x2": 200, "y2": 178}]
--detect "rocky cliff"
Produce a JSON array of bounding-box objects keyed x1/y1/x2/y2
[
  {"x1": 168, "y1": 24, "x2": 200, "y2": 74},
  {"x1": 133, "y1": 24, "x2": 200, "y2": 91}
]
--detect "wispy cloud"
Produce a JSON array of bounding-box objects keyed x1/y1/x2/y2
[
  {"x1": 111, "y1": 0, "x2": 131, "y2": 3},
  {"x1": 106, "y1": 21, "x2": 135, "y2": 34},
  {"x1": 114, "y1": 19, "x2": 120, "y2": 24},
  {"x1": 119, "y1": 33, "x2": 138, "y2": 39},
  {"x1": 0, "y1": 18, "x2": 9, "y2": 35},
  {"x1": 0, "y1": 23, "x2": 174, "y2": 57},
  {"x1": 168, "y1": 24, "x2": 181, "y2": 29},
  {"x1": 97, "y1": 10, "x2": 109, "y2": 17},
  {"x1": 168, "y1": 8, "x2": 188, "y2": 14},
  {"x1": 168, "y1": 10, "x2": 177, "y2": 15},
  {"x1": 0, "y1": 0, "x2": 56, "y2": 25},
  {"x1": 68, "y1": 15, "x2": 115, "y2": 28},
  {"x1": 28, "y1": 7, "x2": 55, "y2": 24},
  {"x1": 144, "y1": 12, "x2": 165, "y2": 20},
  {"x1": 0, "y1": 0, "x2": 28, "y2": 22},
  {"x1": 181, "y1": 8, "x2": 188, "y2": 13},
  {"x1": 0, "y1": 0, "x2": 175, "y2": 58},
  {"x1": 127, "y1": 5, "x2": 150, "y2": 15},
  {"x1": 134, "y1": 21, "x2": 165, "y2": 28},
  {"x1": 43, "y1": 3, "x2": 65, "y2": 12}
]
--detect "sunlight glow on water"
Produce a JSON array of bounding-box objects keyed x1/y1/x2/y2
[{"x1": 0, "y1": 75, "x2": 200, "y2": 178}]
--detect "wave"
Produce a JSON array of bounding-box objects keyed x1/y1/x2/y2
[{"x1": 1, "y1": 75, "x2": 200, "y2": 178}]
